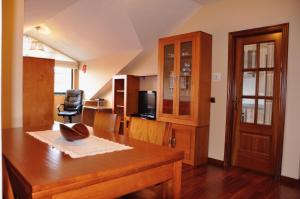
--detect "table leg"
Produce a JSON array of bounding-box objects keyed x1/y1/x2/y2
[{"x1": 162, "y1": 160, "x2": 182, "y2": 199}]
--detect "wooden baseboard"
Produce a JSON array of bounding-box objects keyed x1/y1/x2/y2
[
  {"x1": 280, "y1": 175, "x2": 300, "y2": 187},
  {"x1": 207, "y1": 158, "x2": 224, "y2": 167}
]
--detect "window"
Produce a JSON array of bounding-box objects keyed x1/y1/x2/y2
[{"x1": 54, "y1": 67, "x2": 73, "y2": 94}]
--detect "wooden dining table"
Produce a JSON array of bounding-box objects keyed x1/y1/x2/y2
[{"x1": 2, "y1": 124, "x2": 184, "y2": 199}]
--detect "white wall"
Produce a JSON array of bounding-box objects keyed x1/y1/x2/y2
[
  {"x1": 123, "y1": 0, "x2": 300, "y2": 179},
  {"x1": 2, "y1": 0, "x2": 24, "y2": 128}
]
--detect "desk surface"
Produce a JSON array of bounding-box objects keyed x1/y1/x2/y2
[
  {"x1": 3, "y1": 125, "x2": 183, "y2": 198},
  {"x1": 83, "y1": 106, "x2": 112, "y2": 110}
]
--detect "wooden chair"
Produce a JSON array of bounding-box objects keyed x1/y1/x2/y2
[
  {"x1": 128, "y1": 117, "x2": 168, "y2": 146},
  {"x1": 81, "y1": 107, "x2": 95, "y2": 126},
  {"x1": 93, "y1": 112, "x2": 121, "y2": 134},
  {"x1": 3, "y1": 160, "x2": 15, "y2": 199},
  {"x1": 125, "y1": 117, "x2": 169, "y2": 198}
]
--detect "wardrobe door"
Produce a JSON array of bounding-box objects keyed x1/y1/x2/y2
[{"x1": 23, "y1": 57, "x2": 54, "y2": 131}]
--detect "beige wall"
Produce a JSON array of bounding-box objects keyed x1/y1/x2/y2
[
  {"x1": 120, "y1": 50, "x2": 158, "y2": 76},
  {"x1": 78, "y1": 50, "x2": 141, "y2": 100},
  {"x1": 2, "y1": 0, "x2": 24, "y2": 128},
  {"x1": 122, "y1": 0, "x2": 300, "y2": 179},
  {"x1": 139, "y1": 75, "x2": 157, "y2": 91}
]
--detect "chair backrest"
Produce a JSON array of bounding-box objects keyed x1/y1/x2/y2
[
  {"x1": 93, "y1": 112, "x2": 121, "y2": 134},
  {"x1": 64, "y1": 89, "x2": 84, "y2": 112},
  {"x1": 81, "y1": 107, "x2": 95, "y2": 126},
  {"x1": 128, "y1": 117, "x2": 168, "y2": 145}
]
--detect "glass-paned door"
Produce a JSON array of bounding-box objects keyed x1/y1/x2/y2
[
  {"x1": 178, "y1": 41, "x2": 193, "y2": 116},
  {"x1": 241, "y1": 42, "x2": 275, "y2": 125},
  {"x1": 162, "y1": 44, "x2": 175, "y2": 114},
  {"x1": 233, "y1": 31, "x2": 282, "y2": 175}
]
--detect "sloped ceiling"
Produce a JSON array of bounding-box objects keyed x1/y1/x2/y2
[
  {"x1": 24, "y1": 0, "x2": 79, "y2": 27},
  {"x1": 23, "y1": 0, "x2": 220, "y2": 61},
  {"x1": 25, "y1": 0, "x2": 142, "y2": 61},
  {"x1": 24, "y1": 0, "x2": 218, "y2": 98}
]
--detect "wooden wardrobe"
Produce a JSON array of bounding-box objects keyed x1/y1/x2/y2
[{"x1": 23, "y1": 57, "x2": 55, "y2": 131}]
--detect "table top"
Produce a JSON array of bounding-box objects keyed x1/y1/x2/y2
[{"x1": 2, "y1": 125, "x2": 183, "y2": 194}]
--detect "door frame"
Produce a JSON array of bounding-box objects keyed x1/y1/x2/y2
[{"x1": 224, "y1": 23, "x2": 289, "y2": 178}]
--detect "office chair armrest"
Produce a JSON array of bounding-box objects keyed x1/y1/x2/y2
[
  {"x1": 75, "y1": 104, "x2": 83, "y2": 113},
  {"x1": 57, "y1": 104, "x2": 64, "y2": 113}
]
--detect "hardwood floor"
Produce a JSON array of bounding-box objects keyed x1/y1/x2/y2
[{"x1": 126, "y1": 164, "x2": 300, "y2": 199}]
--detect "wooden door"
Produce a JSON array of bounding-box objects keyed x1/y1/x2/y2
[
  {"x1": 232, "y1": 32, "x2": 283, "y2": 175},
  {"x1": 23, "y1": 57, "x2": 54, "y2": 131}
]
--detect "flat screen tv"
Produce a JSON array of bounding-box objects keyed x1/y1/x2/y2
[{"x1": 138, "y1": 91, "x2": 156, "y2": 119}]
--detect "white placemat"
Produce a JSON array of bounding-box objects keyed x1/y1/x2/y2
[{"x1": 26, "y1": 130, "x2": 133, "y2": 158}]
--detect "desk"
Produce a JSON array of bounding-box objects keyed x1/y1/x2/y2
[
  {"x1": 81, "y1": 106, "x2": 112, "y2": 126},
  {"x1": 2, "y1": 126, "x2": 184, "y2": 199}
]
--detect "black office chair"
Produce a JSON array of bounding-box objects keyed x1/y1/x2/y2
[{"x1": 57, "y1": 89, "x2": 84, "y2": 123}]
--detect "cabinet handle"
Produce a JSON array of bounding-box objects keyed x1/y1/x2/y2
[{"x1": 172, "y1": 137, "x2": 176, "y2": 147}]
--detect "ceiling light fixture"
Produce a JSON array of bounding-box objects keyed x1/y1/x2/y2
[
  {"x1": 24, "y1": 24, "x2": 52, "y2": 35},
  {"x1": 29, "y1": 26, "x2": 45, "y2": 51},
  {"x1": 30, "y1": 39, "x2": 44, "y2": 51}
]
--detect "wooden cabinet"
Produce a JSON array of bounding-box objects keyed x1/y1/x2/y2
[
  {"x1": 158, "y1": 31, "x2": 212, "y2": 166},
  {"x1": 112, "y1": 75, "x2": 139, "y2": 134}
]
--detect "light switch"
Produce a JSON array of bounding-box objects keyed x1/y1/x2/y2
[{"x1": 212, "y1": 73, "x2": 222, "y2": 81}]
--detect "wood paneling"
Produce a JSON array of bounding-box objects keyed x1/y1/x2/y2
[
  {"x1": 240, "y1": 132, "x2": 271, "y2": 155},
  {"x1": 23, "y1": 57, "x2": 54, "y2": 131}
]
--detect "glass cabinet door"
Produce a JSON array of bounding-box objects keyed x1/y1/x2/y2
[
  {"x1": 178, "y1": 41, "x2": 192, "y2": 116},
  {"x1": 162, "y1": 44, "x2": 175, "y2": 114}
]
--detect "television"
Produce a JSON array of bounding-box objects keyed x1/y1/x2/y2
[{"x1": 137, "y1": 91, "x2": 156, "y2": 120}]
